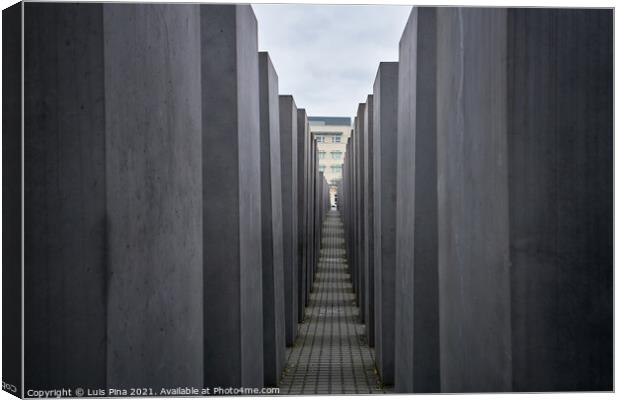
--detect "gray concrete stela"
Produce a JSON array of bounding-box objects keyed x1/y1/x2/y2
[{"x1": 279, "y1": 211, "x2": 383, "y2": 395}]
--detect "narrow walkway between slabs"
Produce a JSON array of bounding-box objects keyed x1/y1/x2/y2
[{"x1": 279, "y1": 210, "x2": 384, "y2": 395}]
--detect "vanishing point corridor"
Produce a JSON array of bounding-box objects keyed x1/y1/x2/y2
[{"x1": 279, "y1": 211, "x2": 384, "y2": 394}]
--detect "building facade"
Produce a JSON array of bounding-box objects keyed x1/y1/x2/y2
[{"x1": 308, "y1": 116, "x2": 351, "y2": 187}]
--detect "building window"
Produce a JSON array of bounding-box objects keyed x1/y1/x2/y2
[
  {"x1": 331, "y1": 165, "x2": 342, "y2": 173},
  {"x1": 319, "y1": 151, "x2": 326, "y2": 159},
  {"x1": 319, "y1": 165, "x2": 325, "y2": 172},
  {"x1": 331, "y1": 151, "x2": 342, "y2": 159},
  {"x1": 315, "y1": 135, "x2": 323, "y2": 143},
  {"x1": 332, "y1": 136, "x2": 341, "y2": 143}
]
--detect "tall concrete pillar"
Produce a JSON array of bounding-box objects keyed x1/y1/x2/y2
[
  {"x1": 352, "y1": 124, "x2": 355, "y2": 284},
  {"x1": 394, "y1": 7, "x2": 440, "y2": 394},
  {"x1": 308, "y1": 136, "x2": 317, "y2": 297},
  {"x1": 372, "y1": 62, "x2": 398, "y2": 386},
  {"x1": 355, "y1": 103, "x2": 366, "y2": 324},
  {"x1": 3, "y1": 3, "x2": 22, "y2": 395},
  {"x1": 506, "y1": 9, "x2": 612, "y2": 391},
  {"x1": 349, "y1": 123, "x2": 358, "y2": 299},
  {"x1": 347, "y1": 133, "x2": 355, "y2": 294},
  {"x1": 435, "y1": 8, "x2": 511, "y2": 392},
  {"x1": 24, "y1": 3, "x2": 108, "y2": 390},
  {"x1": 314, "y1": 143, "x2": 319, "y2": 275},
  {"x1": 313, "y1": 140, "x2": 320, "y2": 281},
  {"x1": 297, "y1": 108, "x2": 309, "y2": 321},
  {"x1": 307, "y1": 139, "x2": 315, "y2": 297},
  {"x1": 436, "y1": 7, "x2": 612, "y2": 392},
  {"x1": 355, "y1": 118, "x2": 360, "y2": 307},
  {"x1": 345, "y1": 140, "x2": 351, "y2": 248},
  {"x1": 24, "y1": 3, "x2": 205, "y2": 391},
  {"x1": 326, "y1": 178, "x2": 330, "y2": 214},
  {"x1": 104, "y1": 4, "x2": 204, "y2": 389},
  {"x1": 201, "y1": 4, "x2": 263, "y2": 388},
  {"x1": 258, "y1": 52, "x2": 286, "y2": 386},
  {"x1": 363, "y1": 95, "x2": 375, "y2": 346},
  {"x1": 279, "y1": 95, "x2": 299, "y2": 346}
]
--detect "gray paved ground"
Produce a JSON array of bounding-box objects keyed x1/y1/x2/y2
[{"x1": 279, "y1": 210, "x2": 385, "y2": 395}]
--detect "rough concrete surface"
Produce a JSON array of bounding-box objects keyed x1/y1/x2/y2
[
  {"x1": 201, "y1": 4, "x2": 263, "y2": 388},
  {"x1": 297, "y1": 108, "x2": 308, "y2": 321},
  {"x1": 372, "y1": 62, "x2": 398, "y2": 387},
  {"x1": 355, "y1": 104, "x2": 366, "y2": 324},
  {"x1": 394, "y1": 7, "x2": 441, "y2": 394},
  {"x1": 279, "y1": 95, "x2": 299, "y2": 346},
  {"x1": 104, "y1": 3, "x2": 203, "y2": 389},
  {"x1": 507, "y1": 8, "x2": 612, "y2": 391},
  {"x1": 362, "y1": 95, "x2": 375, "y2": 346},
  {"x1": 435, "y1": 8, "x2": 512, "y2": 392},
  {"x1": 24, "y1": 3, "x2": 108, "y2": 390},
  {"x1": 306, "y1": 129, "x2": 316, "y2": 306},
  {"x1": 3, "y1": 2, "x2": 23, "y2": 395},
  {"x1": 258, "y1": 51, "x2": 286, "y2": 386}
]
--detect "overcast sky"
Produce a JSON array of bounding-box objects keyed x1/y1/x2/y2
[{"x1": 252, "y1": 4, "x2": 412, "y2": 119}]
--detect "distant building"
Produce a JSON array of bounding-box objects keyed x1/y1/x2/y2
[{"x1": 308, "y1": 116, "x2": 351, "y2": 186}]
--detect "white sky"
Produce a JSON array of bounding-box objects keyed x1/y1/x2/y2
[{"x1": 252, "y1": 4, "x2": 412, "y2": 119}]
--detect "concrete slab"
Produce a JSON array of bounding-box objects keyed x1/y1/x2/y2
[
  {"x1": 363, "y1": 95, "x2": 375, "y2": 346},
  {"x1": 435, "y1": 7, "x2": 512, "y2": 392},
  {"x1": 297, "y1": 108, "x2": 309, "y2": 321},
  {"x1": 394, "y1": 7, "x2": 440, "y2": 394},
  {"x1": 103, "y1": 3, "x2": 203, "y2": 389},
  {"x1": 279, "y1": 95, "x2": 299, "y2": 345},
  {"x1": 355, "y1": 105, "x2": 367, "y2": 324},
  {"x1": 308, "y1": 139, "x2": 316, "y2": 300},
  {"x1": 352, "y1": 121, "x2": 359, "y2": 303},
  {"x1": 506, "y1": 8, "x2": 612, "y2": 391},
  {"x1": 259, "y1": 52, "x2": 286, "y2": 386},
  {"x1": 201, "y1": 4, "x2": 263, "y2": 388},
  {"x1": 433, "y1": 8, "x2": 613, "y2": 392},
  {"x1": 372, "y1": 62, "x2": 398, "y2": 386},
  {"x1": 24, "y1": 3, "x2": 108, "y2": 390},
  {"x1": 3, "y1": 3, "x2": 22, "y2": 394},
  {"x1": 313, "y1": 141, "x2": 319, "y2": 284},
  {"x1": 347, "y1": 132, "x2": 356, "y2": 301}
]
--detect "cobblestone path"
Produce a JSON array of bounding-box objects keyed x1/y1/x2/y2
[{"x1": 279, "y1": 210, "x2": 384, "y2": 395}]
